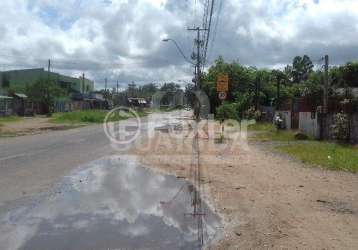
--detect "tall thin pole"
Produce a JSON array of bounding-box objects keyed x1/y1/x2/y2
[
  {"x1": 187, "y1": 26, "x2": 207, "y2": 247},
  {"x1": 319, "y1": 55, "x2": 329, "y2": 140},
  {"x1": 323, "y1": 55, "x2": 329, "y2": 114},
  {"x1": 276, "y1": 76, "x2": 280, "y2": 109},
  {"x1": 196, "y1": 27, "x2": 201, "y2": 90},
  {"x1": 82, "y1": 73, "x2": 85, "y2": 93},
  {"x1": 255, "y1": 76, "x2": 260, "y2": 111},
  {"x1": 117, "y1": 80, "x2": 119, "y2": 94},
  {"x1": 105, "y1": 78, "x2": 108, "y2": 101},
  {"x1": 188, "y1": 27, "x2": 207, "y2": 120}
]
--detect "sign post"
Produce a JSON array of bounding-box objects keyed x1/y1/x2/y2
[
  {"x1": 216, "y1": 74, "x2": 229, "y2": 93},
  {"x1": 216, "y1": 74, "x2": 229, "y2": 137}
]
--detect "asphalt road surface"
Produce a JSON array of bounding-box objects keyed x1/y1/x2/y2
[{"x1": 0, "y1": 112, "x2": 182, "y2": 207}]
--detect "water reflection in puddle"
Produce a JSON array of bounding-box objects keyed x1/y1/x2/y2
[{"x1": 0, "y1": 156, "x2": 221, "y2": 250}]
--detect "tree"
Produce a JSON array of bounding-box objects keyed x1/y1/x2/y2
[
  {"x1": 184, "y1": 83, "x2": 196, "y2": 107},
  {"x1": 341, "y1": 62, "x2": 358, "y2": 87},
  {"x1": 160, "y1": 82, "x2": 182, "y2": 106},
  {"x1": 26, "y1": 78, "x2": 65, "y2": 114},
  {"x1": 287, "y1": 55, "x2": 314, "y2": 83},
  {"x1": 1, "y1": 73, "x2": 10, "y2": 89},
  {"x1": 138, "y1": 83, "x2": 158, "y2": 98},
  {"x1": 216, "y1": 102, "x2": 238, "y2": 120}
]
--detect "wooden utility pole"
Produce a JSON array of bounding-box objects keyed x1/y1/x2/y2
[
  {"x1": 323, "y1": 55, "x2": 329, "y2": 114},
  {"x1": 187, "y1": 27, "x2": 207, "y2": 121},
  {"x1": 117, "y1": 80, "x2": 119, "y2": 94},
  {"x1": 276, "y1": 76, "x2": 281, "y2": 109},
  {"x1": 104, "y1": 78, "x2": 108, "y2": 101},
  {"x1": 319, "y1": 55, "x2": 329, "y2": 140},
  {"x1": 255, "y1": 76, "x2": 260, "y2": 111},
  {"x1": 82, "y1": 73, "x2": 85, "y2": 93}
]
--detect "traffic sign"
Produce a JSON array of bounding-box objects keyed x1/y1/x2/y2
[
  {"x1": 218, "y1": 91, "x2": 227, "y2": 100},
  {"x1": 216, "y1": 74, "x2": 229, "y2": 92}
]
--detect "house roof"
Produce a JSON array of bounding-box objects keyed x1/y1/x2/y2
[
  {"x1": 0, "y1": 95, "x2": 13, "y2": 99},
  {"x1": 14, "y1": 93, "x2": 28, "y2": 98}
]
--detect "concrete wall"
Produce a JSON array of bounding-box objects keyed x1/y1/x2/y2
[{"x1": 299, "y1": 112, "x2": 320, "y2": 138}]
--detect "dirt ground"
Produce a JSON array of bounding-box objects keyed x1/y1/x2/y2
[
  {"x1": 0, "y1": 116, "x2": 76, "y2": 136},
  {"x1": 130, "y1": 120, "x2": 358, "y2": 250}
]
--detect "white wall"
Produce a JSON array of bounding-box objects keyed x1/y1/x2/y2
[{"x1": 299, "y1": 112, "x2": 320, "y2": 138}]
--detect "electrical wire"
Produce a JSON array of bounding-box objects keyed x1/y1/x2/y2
[{"x1": 207, "y1": 0, "x2": 223, "y2": 64}]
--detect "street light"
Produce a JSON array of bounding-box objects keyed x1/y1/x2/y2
[{"x1": 162, "y1": 38, "x2": 195, "y2": 65}]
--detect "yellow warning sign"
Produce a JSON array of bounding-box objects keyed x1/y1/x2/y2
[{"x1": 216, "y1": 74, "x2": 229, "y2": 92}]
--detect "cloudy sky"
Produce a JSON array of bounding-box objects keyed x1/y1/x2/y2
[{"x1": 0, "y1": 0, "x2": 358, "y2": 89}]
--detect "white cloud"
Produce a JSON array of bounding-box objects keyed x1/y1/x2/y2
[{"x1": 0, "y1": 0, "x2": 357, "y2": 87}]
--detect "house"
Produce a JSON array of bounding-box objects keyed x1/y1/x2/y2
[
  {"x1": 0, "y1": 95, "x2": 13, "y2": 116},
  {"x1": 10, "y1": 93, "x2": 33, "y2": 116},
  {"x1": 276, "y1": 97, "x2": 358, "y2": 143},
  {"x1": 128, "y1": 98, "x2": 148, "y2": 108},
  {"x1": 0, "y1": 68, "x2": 94, "y2": 94},
  {"x1": 275, "y1": 97, "x2": 320, "y2": 136}
]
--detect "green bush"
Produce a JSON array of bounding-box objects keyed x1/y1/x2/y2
[
  {"x1": 331, "y1": 112, "x2": 349, "y2": 141},
  {"x1": 216, "y1": 103, "x2": 238, "y2": 120},
  {"x1": 52, "y1": 110, "x2": 128, "y2": 124}
]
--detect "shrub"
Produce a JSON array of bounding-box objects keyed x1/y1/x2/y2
[
  {"x1": 216, "y1": 103, "x2": 238, "y2": 120},
  {"x1": 331, "y1": 112, "x2": 349, "y2": 141}
]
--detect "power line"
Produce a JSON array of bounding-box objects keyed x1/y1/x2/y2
[
  {"x1": 207, "y1": 0, "x2": 223, "y2": 64},
  {"x1": 203, "y1": 0, "x2": 215, "y2": 68}
]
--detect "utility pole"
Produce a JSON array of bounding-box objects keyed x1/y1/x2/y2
[
  {"x1": 117, "y1": 80, "x2": 119, "y2": 94},
  {"x1": 187, "y1": 27, "x2": 207, "y2": 120},
  {"x1": 105, "y1": 78, "x2": 108, "y2": 101},
  {"x1": 255, "y1": 76, "x2": 260, "y2": 111},
  {"x1": 276, "y1": 76, "x2": 281, "y2": 109},
  {"x1": 187, "y1": 26, "x2": 208, "y2": 247},
  {"x1": 323, "y1": 55, "x2": 329, "y2": 114},
  {"x1": 82, "y1": 73, "x2": 85, "y2": 93},
  {"x1": 319, "y1": 55, "x2": 329, "y2": 140}
]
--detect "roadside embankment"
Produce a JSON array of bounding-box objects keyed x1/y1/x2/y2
[{"x1": 131, "y1": 120, "x2": 358, "y2": 249}]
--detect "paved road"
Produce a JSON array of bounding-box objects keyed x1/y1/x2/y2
[
  {"x1": 0, "y1": 123, "x2": 115, "y2": 205},
  {"x1": 0, "y1": 111, "x2": 185, "y2": 206}
]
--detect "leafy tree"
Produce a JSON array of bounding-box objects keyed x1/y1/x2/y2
[
  {"x1": 138, "y1": 83, "x2": 158, "y2": 98},
  {"x1": 26, "y1": 78, "x2": 65, "y2": 114},
  {"x1": 160, "y1": 82, "x2": 182, "y2": 105},
  {"x1": 287, "y1": 55, "x2": 314, "y2": 83},
  {"x1": 216, "y1": 102, "x2": 238, "y2": 120},
  {"x1": 184, "y1": 83, "x2": 196, "y2": 107},
  {"x1": 1, "y1": 73, "x2": 10, "y2": 89},
  {"x1": 341, "y1": 62, "x2": 358, "y2": 87}
]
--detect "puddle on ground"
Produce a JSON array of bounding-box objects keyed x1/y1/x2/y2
[{"x1": 0, "y1": 156, "x2": 221, "y2": 250}]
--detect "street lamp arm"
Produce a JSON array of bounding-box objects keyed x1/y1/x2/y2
[{"x1": 162, "y1": 39, "x2": 195, "y2": 65}]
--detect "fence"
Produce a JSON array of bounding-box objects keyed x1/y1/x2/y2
[{"x1": 321, "y1": 113, "x2": 358, "y2": 144}]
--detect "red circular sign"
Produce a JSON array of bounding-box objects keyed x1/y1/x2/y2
[{"x1": 218, "y1": 91, "x2": 227, "y2": 100}]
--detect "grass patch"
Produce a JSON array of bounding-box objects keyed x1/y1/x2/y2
[
  {"x1": 249, "y1": 122, "x2": 313, "y2": 142},
  {"x1": 51, "y1": 110, "x2": 134, "y2": 124},
  {"x1": 250, "y1": 129, "x2": 300, "y2": 142},
  {"x1": 277, "y1": 142, "x2": 358, "y2": 173},
  {"x1": 0, "y1": 116, "x2": 22, "y2": 123},
  {"x1": 248, "y1": 122, "x2": 275, "y2": 131}
]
